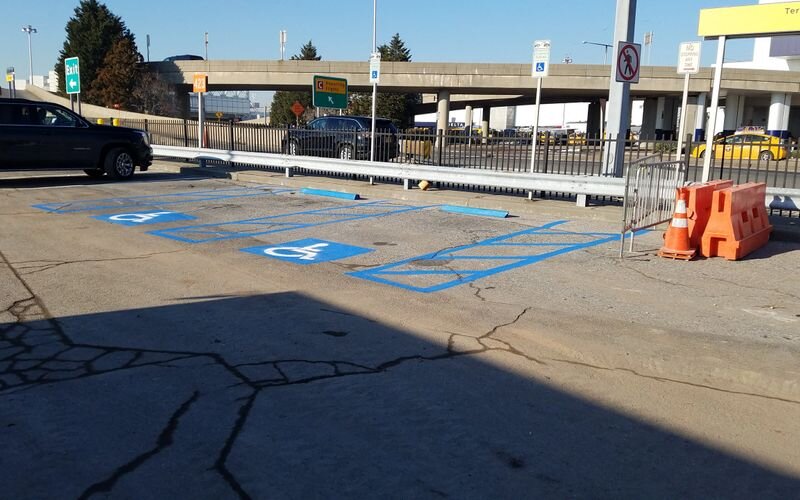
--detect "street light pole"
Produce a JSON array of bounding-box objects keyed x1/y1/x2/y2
[
  {"x1": 582, "y1": 40, "x2": 612, "y2": 65},
  {"x1": 21, "y1": 25, "x2": 37, "y2": 84},
  {"x1": 204, "y1": 32, "x2": 209, "y2": 60}
]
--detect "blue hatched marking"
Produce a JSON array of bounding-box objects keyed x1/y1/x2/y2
[
  {"x1": 32, "y1": 186, "x2": 287, "y2": 213},
  {"x1": 149, "y1": 201, "x2": 435, "y2": 244},
  {"x1": 350, "y1": 221, "x2": 625, "y2": 293}
]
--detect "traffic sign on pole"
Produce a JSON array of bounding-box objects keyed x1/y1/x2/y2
[
  {"x1": 312, "y1": 75, "x2": 348, "y2": 109},
  {"x1": 369, "y1": 52, "x2": 381, "y2": 84},
  {"x1": 615, "y1": 42, "x2": 641, "y2": 83},
  {"x1": 532, "y1": 40, "x2": 551, "y2": 78},
  {"x1": 677, "y1": 41, "x2": 701, "y2": 75},
  {"x1": 64, "y1": 57, "x2": 80, "y2": 94},
  {"x1": 192, "y1": 73, "x2": 208, "y2": 93}
]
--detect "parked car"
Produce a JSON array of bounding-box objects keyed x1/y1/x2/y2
[
  {"x1": 282, "y1": 116, "x2": 399, "y2": 161},
  {"x1": 690, "y1": 133, "x2": 787, "y2": 161},
  {"x1": 0, "y1": 98, "x2": 152, "y2": 179}
]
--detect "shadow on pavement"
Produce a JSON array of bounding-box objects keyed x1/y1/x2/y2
[
  {"x1": 0, "y1": 171, "x2": 199, "y2": 189},
  {"x1": 1, "y1": 292, "x2": 797, "y2": 498}
]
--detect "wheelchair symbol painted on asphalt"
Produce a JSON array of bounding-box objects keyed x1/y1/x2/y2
[
  {"x1": 241, "y1": 238, "x2": 372, "y2": 265},
  {"x1": 263, "y1": 242, "x2": 329, "y2": 261},
  {"x1": 94, "y1": 211, "x2": 197, "y2": 226}
]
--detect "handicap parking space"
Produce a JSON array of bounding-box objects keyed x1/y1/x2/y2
[{"x1": 25, "y1": 174, "x2": 629, "y2": 297}]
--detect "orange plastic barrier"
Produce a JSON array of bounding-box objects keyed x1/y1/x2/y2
[
  {"x1": 686, "y1": 180, "x2": 733, "y2": 249},
  {"x1": 701, "y1": 182, "x2": 772, "y2": 260}
]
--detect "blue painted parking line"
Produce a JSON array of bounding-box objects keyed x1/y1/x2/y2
[
  {"x1": 32, "y1": 186, "x2": 288, "y2": 213},
  {"x1": 241, "y1": 238, "x2": 372, "y2": 265},
  {"x1": 301, "y1": 188, "x2": 360, "y2": 201},
  {"x1": 149, "y1": 201, "x2": 435, "y2": 244},
  {"x1": 93, "y1": 211, "x2": 197, "y2": 226},
  {"x1": 441, "y1": 205, "x2": 508, "y2": 218},
  {"x1": 349, "y1": 221, "x2": 622, "y2": 293}
]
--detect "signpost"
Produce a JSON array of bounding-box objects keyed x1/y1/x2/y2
[
  {"x1": 291, "y1": 100, "x2": 305, "y2": 126},
  {"x1": 65, "y1": 57, "x2": 81, "y2": 113},
  {"x1": 193, "y1": 73, "x2": 208, "y2": 155},
  {"x1": 312, "y1": 75, "x2": 348, "y2": 109},
  {"x1": 530, "y1": 40, "x2": 551, "y2": 181},
  {"x1": 615, "y1": 42, "x2": 641, "y2": 84},
  {"x1": 696, "y1": 2, "x2": 800, "y2": 182},
  {"x1": 675, "y1": 41, "x2": 701, "y2": 161},
  {"x1": 5, "y1": 67, "x2": 15, "y2": 98},
  {"x1": 369, "y1": 52, "x2": 381, "y2": 84}
]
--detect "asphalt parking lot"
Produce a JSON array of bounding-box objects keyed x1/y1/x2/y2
[{"x1": 1, "y1": 166, "x2": 799, "y2": 498}]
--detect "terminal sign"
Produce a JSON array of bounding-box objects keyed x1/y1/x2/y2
[
  {"x1": 64, "y1": 57, "x2": 80, "y2": 95},
  {"x1": 677, "y1": 42, "x2": 701, "y2": 75},
  {"x1": 313, "y1": 75, "x2": 348, "y2": 109},
  {"x1": 532, "y1": 40, "x2": 551, "y2": 78}
]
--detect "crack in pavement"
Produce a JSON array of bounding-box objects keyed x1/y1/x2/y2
[
  {"x1": 77, "y1": 391, "x2": 200, "y2": 499},
  {"x1": 12, "y1": 250, "x2": 186, "y2": 275}
]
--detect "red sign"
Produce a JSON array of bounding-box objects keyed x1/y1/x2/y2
[
  {"x1": 291, "y1": 101, "x2": 305, "y2": 117},
  {"x1": 615, "y1": 42, "x2": 641, "y2": 84}
]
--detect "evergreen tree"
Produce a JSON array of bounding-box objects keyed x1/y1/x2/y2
[
  {"x1": 348, "y1": 33, "x2": 420, "y2": 128},
  {"x1": 93, "y1": 37, "x2": 142, "y2": 109},
  {"x1": 55, "y1": 0, "x2": 139, "y2": 104},
  {"x1": 270, "y1": 40, "x2": 320, "y2": 126}
]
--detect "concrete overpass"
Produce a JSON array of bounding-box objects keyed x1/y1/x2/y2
[{"x1": 148, "y1": 60, "x2": 800, "y2": 139}]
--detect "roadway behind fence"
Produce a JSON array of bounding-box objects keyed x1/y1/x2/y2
[{"x1": 120, "y1": 118, "x2": 799, "y2": 214}]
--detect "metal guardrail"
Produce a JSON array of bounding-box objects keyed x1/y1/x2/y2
[
  {"x1": 620, "y1": 155, "x2": 687, "y2": 258},
  {"x1": 152, "y1": 145, "x2": 627, "y2": 198}
]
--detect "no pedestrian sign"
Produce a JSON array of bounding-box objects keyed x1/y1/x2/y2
[{"x1": 615, "y1": 41, "x2": 641, "y2": 84}]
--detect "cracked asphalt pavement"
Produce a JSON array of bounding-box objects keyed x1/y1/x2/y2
[{"x1": 1, "y1": 168, "x2": 799, "y2": 498}]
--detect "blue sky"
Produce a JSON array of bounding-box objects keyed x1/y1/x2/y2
[{"x1": 2, "y1": 0, "x2": 756, "y2": 82}]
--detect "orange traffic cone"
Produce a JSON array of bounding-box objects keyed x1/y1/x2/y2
[{"x1": 658, "y1": 187, "x2": 696, "y2": 260}]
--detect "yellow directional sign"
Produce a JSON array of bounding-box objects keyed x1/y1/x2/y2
[
  {"x1": 193, "y1": 73, "x2": 207, "y2": 93},
  {"x1": 5, "y1": 74, "x2": 13, "y2": 82},
  {"x1": 699, "y1": 2, "x2": 800, "y2": 39}
]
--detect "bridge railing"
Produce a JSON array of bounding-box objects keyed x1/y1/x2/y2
[{"x1": 120, "y1": 118, "x2": 800, "y2": 206}]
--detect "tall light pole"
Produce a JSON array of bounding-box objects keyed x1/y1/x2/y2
[
  {"x1": 279, "y1": 30, "x2": 287, "y2": 60},
  {"x1": 21, "y1": 25, "x2": 37, "y2": 84},
  {"x1": 582, "y1": 40, "x2": 612, "y2": 65},
  {"x1": 204, "y1": 32, "x2": 209, "y2": 60}
]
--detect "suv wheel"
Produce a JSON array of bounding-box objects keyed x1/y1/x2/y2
[
  {"x1": 83, "y1": 169, "x2": 105, "y2": 179},
  {"x1": 287, "y1": 140, "x2": 299, "y2": 155},
  {"x1": 104, "y1": 148, "x2": 136, "y2": 180},
  {"x1": 339, "y1": 144, "x2": 354, "y2": 160}
]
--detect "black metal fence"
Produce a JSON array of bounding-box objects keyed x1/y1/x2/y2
[{"x1": 121, "y1": 118, "x2": 800, "y2": 195}]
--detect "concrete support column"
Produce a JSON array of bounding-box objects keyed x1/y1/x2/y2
[
  {"x1": 723, "y1": 94, "x2": 745, "y2": 134},
  {"x1": 640, "y1": 98, "x2": 657, "y2": 140},
  {"x1": 586, "y1": 101, "x2": 603, "y2": 138},
  {"x1": 655, "y1": 96, "x2": 666, "y2": 139},
  {"x1": 464, "y1": 105, "x2": 473, "y2": 135},
  {"x1": 481, "y1": 107, "x2": 490, "y2": 142},
  {"x1": 694, "y1": 92, "x2": 707, "y2": 141},
  {"x1": 767, "y1": 92, "x2": 791, "y2": 139},
  {"x1": 680, "y1": 97, "x2": 700, "y2": 144},
  {"x1": 743, "y1": 105, "x2": 754, "y2": 126},
  {"x1": 435, "y1": 90, "x2": 450, "y2": 150}
]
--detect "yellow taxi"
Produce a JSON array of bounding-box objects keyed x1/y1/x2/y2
[{"x1": 690, "y1": 133, "x2": 787, "y2": 161}]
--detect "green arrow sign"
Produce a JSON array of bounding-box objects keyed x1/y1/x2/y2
[
  {"x1": 312, "y1": 75, "x2": 348, "y2": 109},
  {"x1": 65, "y1": 57, "x2": 80, "y2": 95}
]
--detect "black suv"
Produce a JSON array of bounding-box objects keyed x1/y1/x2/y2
[
  {"x1": 283, "y1": 116, "x2": 398, "y2": 161},
  {"x1": 0, "y1": 98, "x2": 152, "y2": 180}
]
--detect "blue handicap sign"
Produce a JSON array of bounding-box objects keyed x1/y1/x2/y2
[
  {"x1": 241, "y1": 238, "x2": 372, "y2": 265},
  {"x1": 535, "y1": 62, "x2": 545, "y2": 73},
  {"x1": 94, "y1": 211, "x2": 197, "y2": 226},
  {"x1": 371, "y1": 70, "x2": 378, "y2": 78}
]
